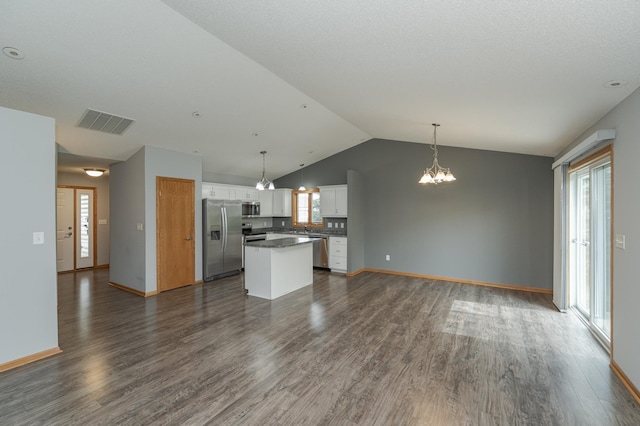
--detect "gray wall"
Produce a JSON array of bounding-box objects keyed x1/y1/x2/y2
[
  {"x1": 276, "y1": 139, "x2": 554, "y2": 289},
  {"x1": 556, "y1": 87, "x2": 640, "y2": 391},
  {"x1": 0, "y1": 106, "x2": 58, "y2": 364},
  {"x1": 109, "y1": 148, "x2": 146, "y2": 292},
  {"x1": 110, "y1": 146, "x2": 202, "y2": 293},
  {"x1": 57, "y1": 172, "x2": 110, "y2": 266},
  {"x1": 347, "y1": 170, "x2": 365, "y2": 273},
  {"x1": 144, "y1": 146, "x2": 203, "y2": 291}
]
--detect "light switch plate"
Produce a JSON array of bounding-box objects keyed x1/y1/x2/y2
[
  {"x1": 340, "y1": 223, "x2": 344, "y2": 228},
  {"x1": 328, "y1": 222, "x2": 333, "y2": 228},
  {"x1": 137, "y1": 223, "x2": 144, "y2": 231},
  {"x1": 33, "y1": 232, "x2": 44, "y2": 245},
  {"x1": 98, "y1": 219, "x2": 107, "y2": 225},
  {"x1": 616, "y1": 234, "x2": 626, "y2": 249}
]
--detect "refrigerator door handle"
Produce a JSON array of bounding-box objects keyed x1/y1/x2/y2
[{"x1": 222, "y1": 206, "x2": 227, "y2": 251}]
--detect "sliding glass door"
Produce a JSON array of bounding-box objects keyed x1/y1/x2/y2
[{"x1": 569, "y1": 154, "x2": 611, "y2": 347}]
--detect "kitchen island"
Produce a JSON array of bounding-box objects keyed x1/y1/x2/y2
[{"x1": 244, "y1": 237, "x2": 318, "y2": 300}]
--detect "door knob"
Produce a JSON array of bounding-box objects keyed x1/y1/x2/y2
[{"x1": 186, "y1": 236, "x2": 192, "y2": 241}]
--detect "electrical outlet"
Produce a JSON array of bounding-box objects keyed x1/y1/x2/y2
[
  {"x1": 263, "y1": 221, "x2": 267, "y2": 226},
  {"x1": 385, "y1": 254, "x2": 390, "y2": 261},
  {"x1": 328, "y1": 222, "x2": 333, "y2": 228},
  {"x1": 340, "y1": 223, "x2": 344, "y2": 228},
  {"x1": 281, "y1": 221, "x2": 285, "y2": 226}
]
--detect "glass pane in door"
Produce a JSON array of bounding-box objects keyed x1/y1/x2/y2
[
  {"x1": 575, "y1": 171, "x2": 590, "y2": 316},
  {"x1": 80, "y1": 194, "x2": 90, "y2": 258},
  {"x1": 591, "y1": 163, "x2": 611, "y2": 336}
]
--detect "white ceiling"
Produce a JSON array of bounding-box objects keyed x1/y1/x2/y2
[{"x1": 2, "y1": 1, "x2": 639, "y2": 179}]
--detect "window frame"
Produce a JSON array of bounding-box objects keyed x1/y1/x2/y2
[{"x1": 292, "y1": 188, "x2": 323, "y2": 228}]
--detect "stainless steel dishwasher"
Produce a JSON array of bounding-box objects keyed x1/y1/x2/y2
[{"x1": 313, "y1": 236, "x2": 329, "y2": 268}]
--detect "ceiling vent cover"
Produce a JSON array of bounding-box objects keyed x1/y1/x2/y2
[{"x1": 76, "y1": 109, "x2": 135, "y2": 135}]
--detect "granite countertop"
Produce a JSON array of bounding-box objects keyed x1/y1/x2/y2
[
  {"x1": 246, "y1": 228, "x2": 347, "y2": 237},
  {"x1": 244, "y1": 236, "x2": 321, "y2": 248}
]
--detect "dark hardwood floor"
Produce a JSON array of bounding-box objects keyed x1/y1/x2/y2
[{"x1": 1, "y1": 269, "x2": 639, "y2": 425}]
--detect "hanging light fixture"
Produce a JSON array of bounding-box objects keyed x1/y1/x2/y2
[
  {"x1": 298, "y1": 163, "x2": 306, "y2": 190},
  {"x1": 256, "y1": 150, "x2": 275, "y2": 191},
  {"x1": 84, "y1": 168, "x2": 105, "y2": 177},
  {"x1": 418, "y1": 123, "x2": 456, "y2": 185}
]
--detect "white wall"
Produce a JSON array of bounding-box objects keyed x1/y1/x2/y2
[
  {"x1": 57, "y1": 171, "x2": 110, "y2": 266},
  {"x1": 557, "y1": 87, "x2": 640, "y2": 390},
  {"x1": 0, "y1": 106, "x2": 58, "y2": 364}
]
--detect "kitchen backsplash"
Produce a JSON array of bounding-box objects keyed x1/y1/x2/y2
[{"x1": 247, "y1": 217, "x2": 347, "y2": 233}]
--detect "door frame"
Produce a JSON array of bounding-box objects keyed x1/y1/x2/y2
[
  {"x1": 57, "y1": 185, "x2": 98, "y2": 272},
  {"x1": 156, "y1": 176, "x2": 196, "y2": 292},
  {"x1": 567, "y1": 145, "x2": 614, "y2": 351}
]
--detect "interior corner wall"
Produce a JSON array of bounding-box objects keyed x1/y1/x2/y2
[
  {"x1": 347, "y1": 170, "x2": 365, "y2": 273},
  {"x1": 275, "y1": 139, "x2": 554, "y2": 289},
  {"x1": 0, "y1": 106, "x2": 58, "y2": 364},
  {"x1": 556, "y1": 87, "x2": 640, "y2": 392},
  {"x1": 57, "y1": 172, "x2": 110, "y2": 266},
  {"x1": 109, "y1": 148, "x2": 147, "y2": 293},
  {"x1": 144, "y1": 146, "x2": 203, "y2": 292}
]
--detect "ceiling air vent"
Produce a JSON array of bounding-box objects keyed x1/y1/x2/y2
[{"x1": 76, "y1": 109, "x2": 135, "y2": 135}]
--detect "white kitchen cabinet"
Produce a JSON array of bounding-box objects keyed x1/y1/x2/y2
[
  {"x1": 259, "y1": 190, "x2": 273, "y2": 216},
  {"x1": 232, "y1": 186, "x2": 259, "y2": 201},
  {"x1": 272, "y1": 188, "x2": 292, "y2": 217},
  {"x1": 202, "y1": 182, "x2": 231, "y2": 200},
  {"x1": 329, "y1": 236, "x2": 348, "y2": 273},
  {"x1": 319, "y1": 185, "x2": 348, "y2": 217}
]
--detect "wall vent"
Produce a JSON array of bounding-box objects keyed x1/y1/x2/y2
[{"x1": 76, "y1": 109, "x2": 135, "y2": 135}]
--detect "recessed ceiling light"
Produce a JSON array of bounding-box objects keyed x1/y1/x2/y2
[
  {"x1": 192, "y1": 111, "x2": 201, "y2": 118},
  {"x1": 3, "y1": 47, "x2": 24, "y2": 59},
  {"x1": 604, "y1": 80, "x2": 628, "y2": 88}
]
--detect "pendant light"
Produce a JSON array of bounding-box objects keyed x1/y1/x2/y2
[
  {"x1": 256, "y1": 150, "x2": 275, "y2": 191},
  {"x1": 418, "y1": 123, "x2": 456, "y2": 185},
  {"x1": 298, "y1": 163, "x2": 306, "y2": 190}
]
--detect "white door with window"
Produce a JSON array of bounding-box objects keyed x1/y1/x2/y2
[
  {"x1": 56, "y1": 186, "x2": 95, "y2": 272},
  {"x1": 56, "y1": 187, "x2": 75, "y2": 272},
  {"x1": 569, "y1": 155, "x2": 611, "y2": 346}
]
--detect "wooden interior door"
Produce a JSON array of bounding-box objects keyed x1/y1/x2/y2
[{"x1": 157, "y1": 177, "x2": 195, "y2": 292}]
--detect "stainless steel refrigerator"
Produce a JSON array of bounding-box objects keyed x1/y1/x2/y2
[{"x1": 203, "y1": 199, "x2": 242, "y2": 281}]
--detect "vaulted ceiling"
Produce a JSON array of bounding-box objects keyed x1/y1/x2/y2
[{"x1": 2, "y1": 1, "x2": 639, "y2": 179}]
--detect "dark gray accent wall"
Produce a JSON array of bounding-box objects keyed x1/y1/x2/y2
[
  {"x1": 347, "y1": 170, "x2": 365, "y2": 273},
  {"x1": 276, "y1": 139, "x2": 554, "y2": 289}
]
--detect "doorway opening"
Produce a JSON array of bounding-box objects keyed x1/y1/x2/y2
[
  {"x1": 57, "y1": 186, "x2": 97, "y2": 272},
  {"x1": 568, "y1": 146, "x2": 612, "y2": 350}
]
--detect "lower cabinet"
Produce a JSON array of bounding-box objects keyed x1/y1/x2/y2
[{"x1": 329, "y1": 236, "x2": 347, "y2": 273}]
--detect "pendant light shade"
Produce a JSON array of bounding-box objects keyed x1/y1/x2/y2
[
  {"x1": 256, "y1": 151, "x2": 275, "y2": 191},
  {"x1": 418, "y1": 123, "x2": 456, "y2": 185}
]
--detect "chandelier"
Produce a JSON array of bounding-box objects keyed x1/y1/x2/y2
[
  {"x1": 418, "y1": 123, "x2": 456, "y2": 185},
  {"x1": 256, "y1": 150, "x2": 275, "y2": 191}
]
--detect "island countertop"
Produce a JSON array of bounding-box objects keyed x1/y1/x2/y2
[{"x1": 244, "y1": 236, "x2": 320, "y2": 249}]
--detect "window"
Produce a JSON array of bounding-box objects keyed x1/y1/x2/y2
[{"x1": 293, "y1": 189, "x2": 323, "y2": 227}]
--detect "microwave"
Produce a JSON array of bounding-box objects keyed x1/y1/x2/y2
[{"x1": 242, "y1": 201, "x2": 260, "y2": 217}]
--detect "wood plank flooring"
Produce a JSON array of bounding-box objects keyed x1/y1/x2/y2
[{"x1": 1, "y1": 269, "x2": 639, "y2": 425}]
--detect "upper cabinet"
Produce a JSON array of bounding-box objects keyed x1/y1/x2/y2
[
  {"x1": 202, "y1": 183, "x2": 231, "y2": 200},
  {"x1": 272, "y1": 188, "x2": 292, "y2": 217},
  {"x1": 319, "y1": 185, "x2": 348, "y2": 217},
  {"x1": 259, "y1": 190, "x2": 273, "y2": 216},
  {"x1": 232, "y1": 186, "x2": 259, "y2": 202}
]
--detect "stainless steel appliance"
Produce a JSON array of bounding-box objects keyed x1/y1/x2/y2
[
  {"x1": 203, "y1": 199, "x2": 242, "y2": 281},
  {"x1": 313, "y1": 236, "x2": 329, "y2": 268},
  {"x1": 242, "y1": 201, "x2": 260, "y2": 217}
]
